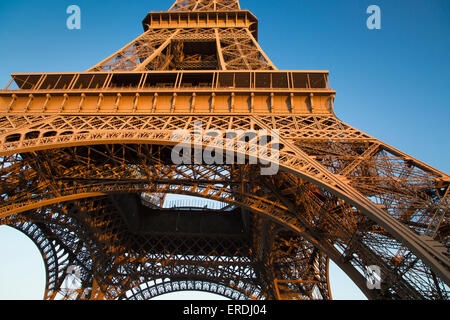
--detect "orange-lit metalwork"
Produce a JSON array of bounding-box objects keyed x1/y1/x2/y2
[{"x1": 0, "y1": 0, "x2": 448, "y2": 300}]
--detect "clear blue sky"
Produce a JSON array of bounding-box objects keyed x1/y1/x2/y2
[{"x1": 0, "y1": 0, "x2": 449, "y2": 300}]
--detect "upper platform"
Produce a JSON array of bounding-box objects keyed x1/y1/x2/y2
[
  {"x1": 168, "y1": 0, "x2": 242, "y2": 12},
  {"x1": 142, "y1": 10, "x2": 259, "y2": 40},
  {"x1": 1, "y1": 71, "x2": 335, "y2": 115}
]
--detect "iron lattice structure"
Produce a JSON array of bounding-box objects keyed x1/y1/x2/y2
[{"x1": 0, "y1": 0, "x2": 449, "y2": 300}]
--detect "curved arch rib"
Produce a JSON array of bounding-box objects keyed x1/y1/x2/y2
[{"x1": 1, "y1": 120, "x2": 448, "y2": 287}]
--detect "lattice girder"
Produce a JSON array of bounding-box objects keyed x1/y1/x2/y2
[
  {"x1": 0, "y1": 0, "x2": 449, "y2": 301},
  {"x1": 2, "y1": 188, "x2": 329, "y2": 300},
  {"x1": 0, "y1": 140, "x2": 448, "y2": 299},
  {"x1": 89, "y1": 27, "x2": 274, "y2": 71},
  {"x1": 87, "y1": 0, "x2": 273, "y2": 71},
  {"x1": 0, "y1": 114, "x2": 447, "y2": 284},
  {"x1": 169, "y1": 0, "x2": 241, "y2": 12}
]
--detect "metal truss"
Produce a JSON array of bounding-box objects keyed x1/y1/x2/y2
[
  {"x1": 0, "y1": 171, "x2": 330, "y2": 300},
  {"x1": 121, "y1": 280, "x2": 252, "y2": 300},
  {"x1": 169, "y1": 0, "x2": 241, "y2": 12},
  {"x1": 89, "y1": 27, "x2": 275, "y2": 72},
  {"x1": 89, "y1": 1, "x2": 274, "y2": 71},
  {"x1": 0, "y1": 0, "x2": 448, "y2": 300},
  {"x1": 0, "y1": 137, "x2": 447, "y2": 299}
]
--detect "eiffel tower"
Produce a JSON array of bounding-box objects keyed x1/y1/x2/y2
[{"x1": 0, "y1": 0, "x2": 448, "y2": 300}]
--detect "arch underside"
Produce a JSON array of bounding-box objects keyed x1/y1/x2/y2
[
  {"x1": 2, "y1": 193, "x2": 331, "y2": 301},
  {"x1": 0, "y1": 114, "x2": 449, "y2": 300},
  {"x1": 123, "y1": 279, "x2": 252, "y2": 300}
]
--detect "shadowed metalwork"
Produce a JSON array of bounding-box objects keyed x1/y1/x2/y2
[{"x1": 0, "y1": 0, "x2": 448, "y2": 300}]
